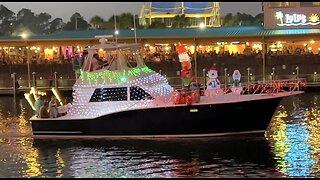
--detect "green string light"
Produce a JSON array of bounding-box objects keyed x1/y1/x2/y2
[{"x1": 79, "y1": 66, "x2": 153, "y2": 84}]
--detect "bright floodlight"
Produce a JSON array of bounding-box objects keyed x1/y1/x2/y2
[
  {"x1": 199, "y1": 22, "x2": 206, "y2": 29},
  {"x1": 131, "y1": 28, "x2": 134, "y2": 31},
  {"x1": 21, "y1": 33, "x2": 27, "y2": 39},
  {"x1": 115, "y1": 30, "x2": 119, "y2": 35}
]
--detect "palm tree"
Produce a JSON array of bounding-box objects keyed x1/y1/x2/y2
[
  {"x1": 275, "y1": 11, "x2": 284, "y2": 24},
  {"x1": 90, "y1": 15, "x2": 105, "y2": 29}
]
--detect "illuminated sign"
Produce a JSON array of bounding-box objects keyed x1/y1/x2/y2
[{"x1": 275, "y1": 11, "x2": 320, "y2": 26}]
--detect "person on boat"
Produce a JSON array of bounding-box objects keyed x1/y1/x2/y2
[
  {"x1": 72, "y1": 53, "x2": 81, "y2": 79},
  {"x1": 39, "y1": 101, "x2": 50, "y2": 118},
  {"x1": 34, "y1": 95, "x2": 43, "y2": 117},
  {"x1": 58, "y1": 97, "x2": 72, "y2": 116},
  {"x1": 48, "y1": 96, "x2": 59, "y2": 118},
  {"x1": 90, "y1": 53, "x2": 104, "y2": 71},
  {"x1": 79, "y1": 48, "x2": 88, "y2": 68}
]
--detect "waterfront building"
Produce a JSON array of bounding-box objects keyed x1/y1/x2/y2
[
  {"x1": 139, "y1": 2, "x2": 221, "y2": 27},
  {"x1": 0, "y1": 2, "x2": 319, "y2": 88}
]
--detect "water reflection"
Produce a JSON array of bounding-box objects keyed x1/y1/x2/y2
[
  {"x1": 0, "y1": 93, "x2": 319, "y2": 177},
  {"x1": 26, "y1": 136, "x2": 279, "y2": 178},
  {"x1": 266, "y1": 93, "x2": 320, "y2": 178}
]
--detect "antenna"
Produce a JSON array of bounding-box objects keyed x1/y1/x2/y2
[
  {"x1": 133, "y1": 13, "x2": 137, "y2": 44},
  {"x1": 114, "y1": 15, "x2": 118, "y2": 45}
]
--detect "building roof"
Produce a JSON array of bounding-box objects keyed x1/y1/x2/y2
[
  {"x1": 0, "y1": 26, "x2": 320, "y2": 41},
  {"x1": 144, "y1": 2, "x2": 214, "y2": 14}
]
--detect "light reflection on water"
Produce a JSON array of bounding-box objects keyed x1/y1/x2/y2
[
  {"x1": 0, "y1": 93, "x2": 319, "y2": 178},
  {"x1": 266, "y1": 93, "x2": 320, "y2": 178}
]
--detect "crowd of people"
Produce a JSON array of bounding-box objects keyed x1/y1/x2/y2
[
  {"x1": 34, "y1": 95, "x2": 72, "y2": 118},
  {"x1": 0, "y1": 46, "x2": 319, "y2": 66}
]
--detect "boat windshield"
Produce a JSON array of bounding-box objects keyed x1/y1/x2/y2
[{"x1": 82, "y1": 43, "x2": 145, "y2": 72}]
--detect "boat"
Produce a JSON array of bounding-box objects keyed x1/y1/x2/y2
[{"x1": 29, "y1": 36, "x2": 305, "y2": 137}]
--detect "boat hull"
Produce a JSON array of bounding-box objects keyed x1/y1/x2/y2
[{"x1": 31, "y1": 95, "x2": 284, "y2": 136}]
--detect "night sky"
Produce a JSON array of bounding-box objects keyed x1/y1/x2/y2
[{"x1": 1, "y1": 2, "x2": 262, "y2": 22}]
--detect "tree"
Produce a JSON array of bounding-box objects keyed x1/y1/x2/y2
[
  {"x1": 254, "y1": 13, "x2": 264, "y2": 26},
  {"x1": 148, "y1": 20, "x2": 166, "y2": 29},
  {"x1": 0, "y1": 5, "x2": 16, "y2": 35},
  {"x1": 16, "y1": 8, "x2": 38, "y2": 33},
  {"x1": 118, "y1": 13, "x2": 134, "y2": 29},
  {"x1": 171, "y1": 14, "x2": 189, "y2": 28},
  {"x1": 36, "y1": 12, "x2": 52, "y2": 34},
  {"x1": 222, "y1": 13, "x2": 233, "y2": 26},
  {"x1": 221, "y1": 12, "x2": 260, "y2": 26},
  {"x1": 63, "y1": 12, "x2": 89, "y2": 31},
  {"x1": 90, "y1": 15, "x2": 105, "y2": 29},
  {"x1": 47, "y1": 18, "x2": 65, "y2": 34},
  {"x1": 107, "y1": 13, "x2": 135, "y2": 30},
  {"x1": 0, "y1": 5, "x2": 15, "y2": 21}
]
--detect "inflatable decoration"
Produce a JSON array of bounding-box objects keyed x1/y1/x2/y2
[
  {"x1": 172, "y1": 44, "x2": 200, "y2": 105},
  {"x1": 231, "y1": 70, "x2": 243, "y2": 95}
]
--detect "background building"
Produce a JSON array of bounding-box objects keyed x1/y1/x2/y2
[
  {"x1": 263, "y1": 2, "x2": 320, "y2": 29},
  {"x1": 139, "y1": 2, "x2": 221, "y2": 28}
]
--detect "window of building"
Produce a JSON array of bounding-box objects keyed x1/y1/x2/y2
[
  {"x1": 130, "y1": 86, "x2": 153, "y2": 100},
  {"x1": 90, "y1": 87, "x2": 128, "y2": 102},
  {"x1": 300, "y1": 2, "x2": 320, "y2": 7},
  {"x1": 269, "y1": 2, "x2": 296, "y2": 8}
]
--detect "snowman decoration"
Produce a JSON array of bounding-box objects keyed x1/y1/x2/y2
[
  {"x1": 205, "y1": 64, "x2": 223, "y2": 96},
  {"x1": 232, "y1": 70, "x2": 241, "y2": 87},
  {"x1": 231, "y1": 70, "x2": 243, "y2": 95},
  {"x1": 207, "y1": 64, "x2": 221, "y2": 90}
]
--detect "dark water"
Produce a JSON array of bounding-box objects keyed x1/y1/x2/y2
[{"x1": 0, "y1": 93, "x2": 319, "y2": 178}]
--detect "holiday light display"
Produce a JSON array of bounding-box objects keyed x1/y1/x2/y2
[
  {"x1": 171, "y1": 44, "x2": 200, "y2": 105},
  {"x1": 34, "y1": 40, "x2": 306, "y2": 121},
  {"x1": 176, "y1": 45, "x2": 195, "y2": 88},
  {"x1": 69, "y1": 67, "x2": 174, "y2": 118}
]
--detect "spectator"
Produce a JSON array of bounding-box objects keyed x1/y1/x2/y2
[
  {"x1": 48, "y1": 96, "x2": 59, "y2": 118},
  {"x1": 34, "y1": 95, "x2": 43, "y2": 117},
  {"x1": 39, "y1": 101, "x2": 50, "y2": 118}
]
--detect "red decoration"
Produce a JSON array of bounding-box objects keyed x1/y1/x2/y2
[
  {"x1": 181, "y1": 69, "x2": 192, "y2": 79},
  {"x1": 185, "y1": 95, "x2": 193, "y2": 106},
  {"x1": 209, "y1": 64, "x2": 218, "y2": 72},
  {"x1": 176, "y1": 45, "x2": 187, "y2": 54},
  {"x1": 174, "y1": 94, "x2": 181, "y2": 104},
  {"x1": 191, "y1": 91, "x2": 200, "y2": 103},
  {"x1": 181, "y1": 61, "x2": 191, "y2": 70}
]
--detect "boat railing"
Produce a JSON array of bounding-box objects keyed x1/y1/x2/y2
[{"x1": 239, "y1": 78, "x2": 306, "y2": 95}]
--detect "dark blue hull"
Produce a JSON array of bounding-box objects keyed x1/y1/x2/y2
[{"x1": 30, "y1": 95, "x2": 285, "y2": 136}]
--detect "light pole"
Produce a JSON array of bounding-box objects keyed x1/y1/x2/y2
[
  {"x1": 272, "y1": 67, "x2": 275, "y2": 80},
  {"x1": 114, "y1": 15, "x2": 118, "y2": 44},
  {"x1": 23, "y1": 35, "x2": 31, "y2": 88},
  {"x1": 202, "y1": 68, "x2": 206, "y2": 90},
  {"x1": 9, "y1": 22, "x2": 13, "y2": 35},
  {"x1": 27, "y1": 46, "x2": 31, "y2": 88},
  {"x1": 224, "y1": 68, "x2": 227, "y2": 89},
  {"x1": 247, "y1": 67, "x2": 250, "y2": 84},
  {"x1": 75, "y1": 15, "x2": 78, "y2": 30},
  {"x1": 296, "y1": 66, "x2": 299, "y2": 79}
]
